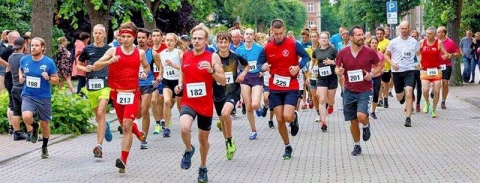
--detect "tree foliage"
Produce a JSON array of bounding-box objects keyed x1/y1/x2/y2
[
  {"x1": 0, "y1": 0, "x2": 32, "y2": 33},
  {"x1": 321, "y1": 0, "x2": 341, "y2": 34},
  {"x1": 424, "y1": 0, "x2": 480, "y2": 34}
]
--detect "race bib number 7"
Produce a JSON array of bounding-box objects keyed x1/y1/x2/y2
[
  {"x1": 117, "y1": 92, "x2": 134, "y2": 105},
  {"x1": 225, "y1": 72, "x2": 234, "y2": 84},
  {"x1": 186, "y1": 82, "x2": 206, "y2": 98}
]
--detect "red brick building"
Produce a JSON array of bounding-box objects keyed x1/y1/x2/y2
[{"x1": 302, "y1": 0, "x2": 321, "y2": 30}]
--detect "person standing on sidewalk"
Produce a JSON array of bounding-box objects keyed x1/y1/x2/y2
[
  {"x1": 471, "y1": 32, "x2": 480, "y2": 83},
  {"x1": 436, "y1": 26, "x2": 460, "y2": 109},
  {"x1": 77, "y1": 24, "x2": 113, "y2": 158},
  {"x1": 92, "y1": 22, "x2": 150, "y2": 173},
  {"x1": 459, "y1": 30, "x2": 474, "y2": 83},
  {"x1": 258, "y1": 19, "x2": 310, "y2": 160},
  {"x1": 19, "y1": 37, "x2": 59, "y2": 158},
  {"x1": 176, "y1": 25, "x2": 226, "y2": 182},
  {"x1": 384, "y1": 21, "x2": 421, "y2": 127},
  {"x1": 335, "y1": 26, "x2": 382, "y2": 156}
]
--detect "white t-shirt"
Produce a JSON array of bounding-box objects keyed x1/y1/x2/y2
[
  {"x1": 160, "y1": 48, "x2": 181, "y2": 80},
  {"x1": 387, "y1": 36, "x2": 419, "y2": 72},
  {"x1": 263, "y1": 72, "x2": 270, "y2": 86}
]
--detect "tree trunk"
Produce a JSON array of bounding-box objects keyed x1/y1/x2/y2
[
  {"x1": 448, "y1": 0, "x2": 463, "y2": 86},
  {"x1": 85, "y1": 0, "x2": 110, "y2": 40},
  {"x1": 32, "y1": 0, "x2": 55, "y2": 56},
  {"x1": 143, "y1": 0, "x2": 161, "y2": 30}
]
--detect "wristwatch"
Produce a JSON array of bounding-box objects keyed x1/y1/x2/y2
[{"x1": 209, "y1": 68, "x2": 215, "y2": 74}]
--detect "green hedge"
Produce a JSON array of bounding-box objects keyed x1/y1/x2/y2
[{"x1": 0, "y1": 87, "x2": 95, "y2": 134}]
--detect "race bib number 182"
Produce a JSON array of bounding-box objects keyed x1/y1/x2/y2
[{"x1": 186, "y1": 82, "x2": 206, "y2": 98}]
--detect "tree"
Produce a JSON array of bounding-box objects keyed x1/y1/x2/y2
[
  {"x1": 0, "y1": 0, "x2": 31, "y2": 33},
  {"x1": 320, "y1": 0, "x2": 341, "y2": 33},
  {"x1": 32, "y1": 0, "x2": 55, "y2": 56}
]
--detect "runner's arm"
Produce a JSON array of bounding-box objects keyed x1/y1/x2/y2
[
  {"x1": 139, "y1": 49, "x2": 150, "y2": 74},
  {"x1": 211, "y1": 53, "x2": 226, "y2": 86},
  {"x1": 257, "y1": 48, "x2": 267, "y2": 71},
  {"x1": 295, "y1": 42, "x2": 310, "y2": 69},
  {"x1": 92, "y1": 47, "x2": 115, "y2": 71}
]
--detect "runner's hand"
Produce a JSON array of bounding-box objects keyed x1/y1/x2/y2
[
  {"x1": 262, "y1": 63, "x2": 271, "y2": 72},
  {"x1": 364, "y1": 70, "x2": 371, "y2": 81},
  {"x1": 289, "y1": 65, "x2": 300, "y2": 76},
  {"x1": 336, "y1": 63, "x2": 344, "y2": 76}
]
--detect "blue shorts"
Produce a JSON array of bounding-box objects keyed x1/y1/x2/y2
[
  {"x1": 342, "y1": 89, "x2": 372, "y2": 121},
  {"x1": 157, "y1": 82, "x2": 163, "y2": 95},
  {"x1": 263, "y1": 85, "x2": 270, "y2": 92},
  {"x1": 268, "y1": 90, "x2": 299, "y2": 109},
  {"x1": 22, "y1": 96, "x2": 52, "y2": 121}
]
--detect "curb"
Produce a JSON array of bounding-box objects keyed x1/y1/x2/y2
[{"x1": 0, "y1": 134, "x2": 74, "y2": 164}]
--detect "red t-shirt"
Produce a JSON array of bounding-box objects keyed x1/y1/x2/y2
[
  {"x1": 336, "y1": 46, "x2": 380, "y2": 93},
  {"x1": 420, "y1": 39, "x2": 441, "y2": 70},
  {"x1": 181, "y1": 51, "x2": 214, "y2": 117},
  {"x1": 439, "y1": 38, "x2": 459, "y2": 66},
  {"x1": 264, "y1": 38, "x2": 300, "y2": 91},
  {"x1": 153, "y1": 43, "x2": 167, "y2": 78},
  {"x1": 108, "y1": 47, "x2": 140, "y2": 90}
]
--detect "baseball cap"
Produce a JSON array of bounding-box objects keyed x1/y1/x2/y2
[
  {"x1": 12, "y1": 37, "x2": 24, "y2": 49},
  {"x1": 180, "y1": 35, "x2": 190, "y2": 41}
]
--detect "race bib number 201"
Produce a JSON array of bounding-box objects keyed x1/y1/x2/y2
[{"x1": 347, "y1": 70, "x2": 363, "y2": 83}]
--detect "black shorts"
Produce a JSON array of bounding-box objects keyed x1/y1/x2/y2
[
  {"x1": 179, "y1": 105, "x2": 212, "y2": 131},
  {"x1": 317, "y1": 75, "x2": 338, "y2": 90},
  {"x1": 392, "y1": 70, "x2": 415, "y2": 94},
  {"x1": 213, "y1": 92, "x2": 240, "y2": 116},
  {"x1": 5, "y1": 72, "x2": 13, "y2": 109},
  {"x1": 299, "y1": 90, "x2": 304, "y2": 99},
  {"x1": 162, "y1": 79, "x2": 182, "y2": 97},
  {"x1": 381, "y1": 71, "x2": 392, "y2": 83},
  {"x1": 442, "y1": 66, "x2": 452, "y2": 80},
  {"x1": 11, "y1": 86, "x2": 23, "y2": 116},
  {"x1": 140, "y1": 85, "x2": 156, "y2": 95}
]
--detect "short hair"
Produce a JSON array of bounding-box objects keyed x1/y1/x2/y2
[
  {"x1": 32, "y1": 37, "x2": 46, "y2": 46},
  {"x1": 57, "y1": 37, "x2": 68, "y2": 44},
  {"x1": 375, "y1": 27, "x2": 385, "y2": 34},
  {"x1": 349, "y1": 26, "x2": 363, "y2": 36},
  {"x1": 93, "y1": 24, "x2": 106, "y2": 32},
  {"x1": 301, "y1": 30, "x2": 310, "y2": 36},
  {"x1": 119, "y1": 22, "x2": 138, "y2": 34},
  {"x1": 410, "y1": 29, "x2": 419, "y2": 35},
  {"x1": 438, "y1": 26, "x2": 447, "y2": 34},
  {"x1": 319, "y1": 31, "x2": 329, "y2": 38},
  {"x1": 271, "y1": 19, "x2": 284, "y2": 29},
  {"x1": 79, "y1": 32, "x2": 90, "y2": 41},
  {"x1": 233, "y1": 21, "x2": 240, "y2": 26},
  {"x1": 231, "y1": 29, "x2": 242, "y2": 36},
  {"x1": 216, "y1": 32, "x2": 231, "y2": 42},
  {"x1": 137, "y1": 28, "x2": 150, "y2": 37},
  {"x1": 190, "y1": 25, "x2": 209, "y2": 39},
  {"x1": 152, "y1": 28, "x2": 162, "y2": 35},
  {"x1": 427, "y1": 26, "x2": 436, "y2": 33}
]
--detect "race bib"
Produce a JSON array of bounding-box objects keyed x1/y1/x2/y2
[
  {"x1": 153, "y1": 64, "x2": 160, "y2": 73},
  {"x1": 311, "y1": 66, "x2": 319, "y2": 77},
  {"x1": 139, "y1": 66, "x2": 145, "y2": 78},
  {"x1": 87, "y1": 78, "x2": 105, "y2": 90},
  {"x1": 186, "y1": 82, "x2": 206, "y2": 98},
  {"x1": 225, "y1": 72, "x2": 234, "y2": 84},
  {"x1": 248, "y1": 61, "x2": 257, "y2": 71},
  {"x1": 347, "y1": 69, "x2": 364, "y2": 82},
  {"x1": 117, "y1": 92, "x2": 134, "y2": 105},
  {"x1": 427, "y1": 68, "x2": 438, "y2": 76},
  {"x1": 318, "y1": 66, "x2": 332, "y2": 76},
  {"x1": 26, "y1": 76, "x2": 41, "y2": 88},
  {"x1": 402, "y1": 50, "x2": 413, "y2": 58},
  {"x1": 440, "y1": 64, "x2": 446, "y2": 71},
  {"x1": 164, "y1": 67, "x2": 177, "y2": 78},
  {"x1": 273, "y1": 74, "x2": 291, "y2": 87}
]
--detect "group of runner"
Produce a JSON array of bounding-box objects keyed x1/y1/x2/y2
[{"x1": 1, "y1": 18, "x2": 463, "y2": 182}]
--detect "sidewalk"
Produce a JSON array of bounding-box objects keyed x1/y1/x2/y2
[{"x1": 0, "y1": 84, "x2": 479, "y2": 182}]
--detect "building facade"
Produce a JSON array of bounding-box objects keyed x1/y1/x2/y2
[{"x1": 302, "y1": 0, "x2": 321, "y2": 30}]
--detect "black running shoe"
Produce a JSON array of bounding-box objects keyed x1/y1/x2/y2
[
  {"x1": 370, "y1": 112, "x2": 377, "y2": 119},
  {"x1": 198, "y1": 167, "x2": 208, "y2": 183},
  {"x1": 41, "y1": 147, "x2": 49, "y2": 159},
  {"x1": 268, "y1": 120, "x2": 275, "y2": 129},
  {"x1": 118, "y1": 126, "x2": 123, "y2": 135},
  {"x1": 362, "y1": 125, "x2": 371, "y2": 141},
  {"x1": 282, "y1": 146, "x2": 293, "y2": 160},
  {"x1": 13, "y1": 132, "x2": 27, "y2": 141},
  {"x1": 351, "y1": 145, "x2": 362, "y2": 156},
  {"x1": 399, "y1": 94, "x2": 406, "y2": 104},
  {"x1": 261, "y1": 106, "x2": 268, "y2": 117},
  {"x1": 242, "y1": 103, "x2": 246, "y2": 115},
  {"x1": 404, "y1": 117, "x2": 412, "y2": 127},
  {"x1": 115, "y1": 158, "x2": 126, "y2": 173},
  {"x1": 31, "y1": 122, "x2": 39, "y2": 143},
  {"x1": 290, "y1": 111, "x2": 299, "y2": 136}
]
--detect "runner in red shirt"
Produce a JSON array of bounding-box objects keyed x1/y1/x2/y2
[
  {"x1": 436, "y1": 26, "x2": 460, "y2": 109},
  {"x1": 175, "y1": 25, "x2": 226, "y2": 183},
  {"x1": 335, "y1": 26, "x2": 382, "y2": 156},
  {"x1": 92, "y1": 22, "x2": 151, "y2": 173}
]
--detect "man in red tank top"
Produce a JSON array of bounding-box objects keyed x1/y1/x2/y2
[
  {"x1": 257, "y1": 19, "x2": 310, "y2": 160},
  {"x1": 174, "y1": 25, "x2": 226, "y2": 182},
  {"x1": 92, "y1": 22, "x2": 151, "y2": 174},
  {"x1": 418, "y1": 27, "x2": 450, "y2": 118}
]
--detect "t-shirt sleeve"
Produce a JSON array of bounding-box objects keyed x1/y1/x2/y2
[
  {"x1": 386, "y1": 41, "x2": 394, "y2": 52},
  {"x1": 49, "y1": 59, "x2": 57, "y2": 75},
  {"x1": 78, "y1": 47, "x2": 88, "y2": 62},
  {"x1": 413, "y1": 40, "x2": 420, "y2": 52},
  {"x1": 236, "y1": 54, "x2": 248, "y2": 66},
  {"x1": 371, "y1": 50, "x2": 380, "y2": 65},
  {"x1": 335, "y1": 50, "x2": 343, "y2": 66},
  {"x1": 19, "y1": 57, "x2": 25, "y2": 71},
  {"x1": 312, "y1": 49, "x2": 317, "y2": 59}
]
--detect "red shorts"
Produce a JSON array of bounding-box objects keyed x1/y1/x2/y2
[{"x1": 110, "y1": 90, "x2": 141, "y2": 121}]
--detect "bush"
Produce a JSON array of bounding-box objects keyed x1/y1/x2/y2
[{"x1": 0, "y1": 87, "x2": 95, "y2": 134}]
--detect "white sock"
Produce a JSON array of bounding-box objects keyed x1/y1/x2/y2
[
  {"x1": 363, "y1": 124, "x2": 369, "y2": 128},
  {"x1": 354, "y1": 142, "x2": 360, "y2": 146}
]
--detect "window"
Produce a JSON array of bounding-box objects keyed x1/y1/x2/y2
[
  {"x1": 308, "y1": 21, "x2": 314, "y2": 26},
  {"x1": 307, "y1": 2, "x2": 314, "y2": 12}
]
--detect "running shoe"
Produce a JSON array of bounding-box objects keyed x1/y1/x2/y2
[
  {"x1": 261, "y1": 106, "x2": 268, "y2": 117},
  {"x1": 290, "y1": 111, "x2": 299, "y2": 136},
  {"x1": 41, "y1": 147, "x2": 49, "y2": 159},
  {"x1": 115, "y1": 158, "x2": 126, "y2": 173},
  {"x1": 255, "y1": 107, "x2": 262, "y2": 117},
  {"x1": 249, "y1": 132, "x2": 258, "y2": 140},
  {"x1": 181, "y1": 146, "x2": 195, "y2": 170},
  {"x1": 268, "y1": 120, "x2": 275, "y2": 129},
  {"x1": 430, "y1": 109, "x2": 437, "y2": 118},
  {"x1": 321, "y1": 122, "x2": 327, "y2": 132},
  {"x1": 26, "y1": 132, "x2": 32, "y2": 142},
  {"x1": 301, "y1": 103, "x2": 307, "y2": 109},
  {"x1": 370, "y1": 112, "x2": 377, "y2": 119},
  {"x1": 242, "y1": 103, "x2": 246, "y2": 114},
  {"x1": 327, "y1": 106, "x2": 334, "y2": 114},
  {"x1": 118, "y1": 126, "x2": 123, "y2": 135},
  {"x1": 8, "y1": 125, "x2": 13, "y2": 135},
  {"x1": 105, "y1": 122, "x2": 113, "y2": 142},
  {"x1": 315, "y1": 118, "x2": 319, "y2": 123},
  {"x1": 383, "y1": 98, "x2": 389, "y2": 108},
  {"x1": 163, "y1": 128, "x2": 171, "y2": 138},
  {"x1": 416, "y1": 104, "x2": 421, "y2": 112},
  {"x1": 388, "y1": 91, "x2": 393, "y2": 97},
  {"x1": 160, "y1": 120, "x2": 166, "y2": 130},
  {"x1": 31, "y1": 122, "x2": 39, "y2": 143},
  {"x1": 109, "y1": 108, "x2": 116, "y2": 114},
  {"x1": 423, "y1": 102, "x2": 430, "y2": 114},
  {"x1": 308, "y1": 99, "x2": 313, "y2": 109},
  {"x1": 13, "y1": 131, "x2": 27, "y2": 141},
  {"x1": 198, "y1": 167, "x2": 208, "y2": 183},
  {"x1": 216, "y1": 121, "x2": 222, "y2": 131},
  {"x1": 140, "y1": 141, "x2": 149, "y2": 149},
  {"x1": 377, "y1": 100, "x2": 383, "y2": 107},
  {"x1": 351, "y1": 145, "x2": 362, "y2": 156},
  {"x1": 93, "y1": 144, "x2": 103, "y2": 158},
  {"x1": 231, "y1": 108, "x2": 237, "y2": 116},
  {"x1": 404, "y1": 117, "x2": 412, "y2": 127},
  {"x1": 430, "y1": 91, "x2": 434, "y2": 99},
  {"x1": 441, "y1": 101, "x2": 446, "y2": 109},
  {"x1": 153, "y1": 123, "x2": 161, "y2": 134},
  {"x1": 226, "y1": 138, "x2": 236, "y2": 160},
  {"x1": 283, "y1": 146, "x2": 293, "y2": 160},
  {"x1": 362, "y1": 125, "x2": 371, "y2": 141}
]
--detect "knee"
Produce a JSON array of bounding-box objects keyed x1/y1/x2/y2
[
  {"x1": 180, "y1": 123, "x2": 191, "y2": 134},
  {"x1": 252, "y1": 103, "x2": 260, "y2": 110},
  {"x1": 357, "y1": 113, "x2": 368, "y2": 121},
  {"x1": 198, "y1": 134, "x2": 209, "y2": 144},
  {"x1": 122, "y1": 121, "x2": 132, "y2": 133},
  {"x1": 284, "y1": 113, "x2": 295, "y2": 122},
  {"x1": 164, "y1": 100, "x2": 172, "y2": 108}
]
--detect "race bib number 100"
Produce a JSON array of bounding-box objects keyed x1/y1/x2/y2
[
  {"x1": 186, "y1": 82, "x2": 206, "y2": 98},
  {"x1": 347, "y1": 69, "x2": 363, "y2": 83}
]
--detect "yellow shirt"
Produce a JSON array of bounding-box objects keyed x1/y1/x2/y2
[{"x1": 377, "y1": 39, "x2": 390, "y2": 71}]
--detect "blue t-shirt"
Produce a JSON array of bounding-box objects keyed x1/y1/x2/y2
[
  {"x1": 139, "y1": 48, "x2": 154, "y2": 86},
  {"x1": 20, "y1": 55, "x2": 57, "y2": 99},
  {"x1": 330, "y1": 33, "x2": 342, "y2": 47},
  {"x1": 230, "y1": 42, "x2": 244, "y2": 52},
  {"x1": 235, "y1": 43, "x2": 263, "y2": 74},
  {"x1": 300, "y1": 41, "x2": 312, "y2": 49}
]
